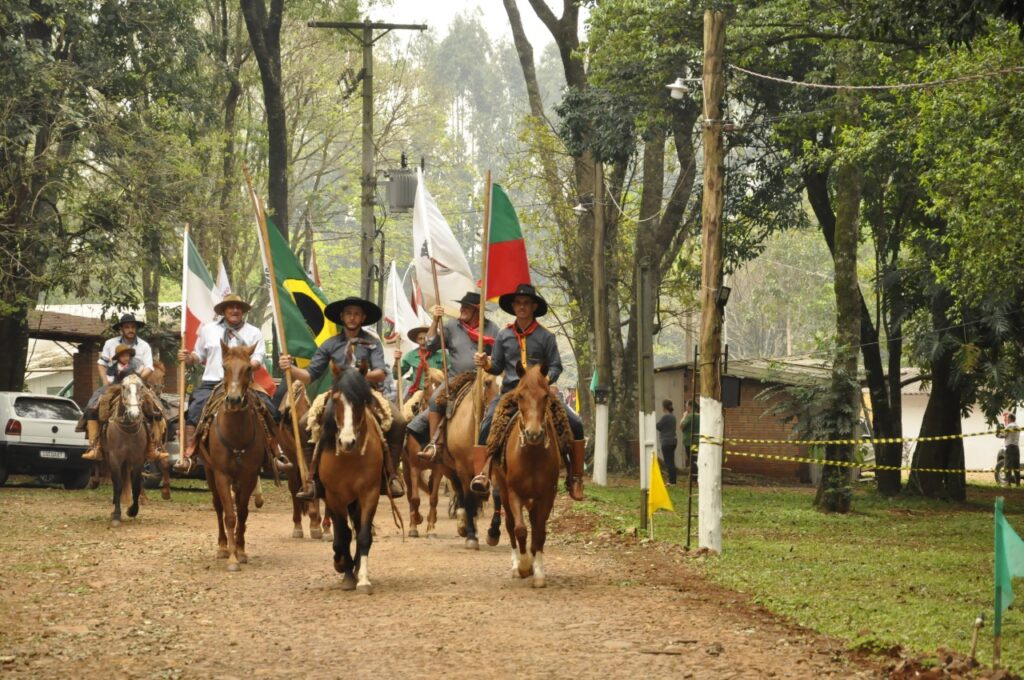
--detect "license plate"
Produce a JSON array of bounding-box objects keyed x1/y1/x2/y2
[{"x1": 39, "y1": 450, "x2": 67, "y2": 460}]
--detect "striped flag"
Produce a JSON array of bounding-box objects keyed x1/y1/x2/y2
[
  {"x1": 182, "y1": 233, "x2": 218, "y2": 352},
  {"x1": 485, "y1": 183, "x2": 531, "y2": 300}
]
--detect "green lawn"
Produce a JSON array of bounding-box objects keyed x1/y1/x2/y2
[{"x1": 574, "y1": 478, "x2": 1024, "y2": 671}]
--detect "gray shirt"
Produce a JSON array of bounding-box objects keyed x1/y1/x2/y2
[
  {"x1": 426, "y1": 318, "x2": 500, "y2": 376},
  {"x1": 656, "y1": 413, "x2": 677, "y2": 445},
  {"x1": 306, "y1": 330, "x2": 387, "y2": 384},
  {"x1": 485, "y1": 322, "x2": 562, "y2": 391}
]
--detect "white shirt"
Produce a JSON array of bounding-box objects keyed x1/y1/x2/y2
[
  {"x1": 1007, "y1": 425, "x2": 1020, "y2": 448},
  {"x1": 194, "y1": 321, "x2": 266, "y2": 383},
  {"x1": 98, "y1": 335, "x2": 154, "y2": 370}
]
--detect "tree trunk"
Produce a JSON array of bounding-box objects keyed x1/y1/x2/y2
[
  {"x1": 239, "y1": 0, "x2": 288, "y2": 236},
  {"x1": 0, "y1": 310, "x2": 31, "y2": 392}
]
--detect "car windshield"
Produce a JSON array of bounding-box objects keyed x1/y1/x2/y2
[{"x1": 14, "y1": 397, "x2": 82, "y2": 420}]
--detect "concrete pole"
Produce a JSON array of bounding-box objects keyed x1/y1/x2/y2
[
  {"x1": 698, "y1": 9, "x2": 727, "y2": 553},
  {"x1": 592, "y1": 161, "x2": 610, "y2": 486},
  {"x1": 360, "y1": 19, "x2": 375, "y2": 301}
]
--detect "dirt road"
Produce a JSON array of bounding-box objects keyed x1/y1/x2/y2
[{"x1": 0, "y1": 481, "x2": 879, "y2": 679}]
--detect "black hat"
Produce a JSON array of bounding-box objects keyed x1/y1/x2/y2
[
  {"x1": 113, "y1": 313, "x2": 146, "y2": 331},
  {"x1": 454, "y1": 292, "x2": 482, "y2": 306},
  {"x1": 325, "y1": 297, "x2": 382, "y2": 326},
  {"x1": 498, "y1": 283, "x2": 547, "y2": 318}
]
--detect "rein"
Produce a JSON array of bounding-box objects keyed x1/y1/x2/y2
[
  {"x1": 513, "y1": 410, "x2": 553, "y2": 450},
  {"x1": 214, "y1": 394, "x2": 258, "y2": 465}
]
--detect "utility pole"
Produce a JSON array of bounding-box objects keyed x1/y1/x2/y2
[
  {"x1": 592, "y1": 161, "x2": 610, "y2": 486},
  {"x1": 698, "y1": 9, "x2": 727, "y2": 553},
  {"x1": 308, "y1": 19, "x2": 426, "y2": 301},
  {"x1": 636, "y1": 260, "x2": 656, "y2": 528}
]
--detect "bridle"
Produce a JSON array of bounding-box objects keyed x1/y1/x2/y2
[{"x1": 113, "y1": 375, "x2": 143, "y2": 434}]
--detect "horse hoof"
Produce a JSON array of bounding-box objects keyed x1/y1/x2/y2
[
  {"x1": 254, "y1": 495, "x2": 264, "y2": 509},
  {"x1": 161, "y1": 488, "x2": 170, "y2": 500},
  {"x1": 456, "y1": 509, "x2": 467, "y2": 537},
  {"x1": 356, "y1": 583, "x2": 373, "y2": 595},
  {"x1": 427, "y1": 532, "x2": 438, "y2": 539},
  {"x1": 486, "y1": 529, "x2": 500, "y2": 547},
  {"x1": 310, "y1": 527, "x2": 323, "y2": 540},
  {"x1": 237, "y1": 552, "x2": 248, "y2": 564},
  {"x1": 217, "y1": 548, "x2": 230, "y2": 559},
  {"x1": 465, "y1": 538, "x2": 479, "y2": 551},
  {"x1": 110, "y1": 519, "x2": 121, "y2": 528},
  {"x1": 409, "y1": 527, "x2": 419, "y2": 538},
  {"x1": 341, "y1": 575, "x2": 356, "y2": 591},
  {"x1": 127, "y1": 505, "x2": 139, "y2": 518},
  {"x1": 227, "y1": 562, "x2": 241, "y2": 573},
  {"x1": 532, "y1": 576, "x2": 546, "y2": 588},
  {"x1": 292, "y1": 528, "x2": 304, "y2": 539}
]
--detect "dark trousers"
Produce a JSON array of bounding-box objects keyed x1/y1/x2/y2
[
  {"x1": 660, "y1": 442, "x2": 677, "y2": 484},
  {"x1": 1007, "y1": 444, "x2": 1021, "y2": 486}
]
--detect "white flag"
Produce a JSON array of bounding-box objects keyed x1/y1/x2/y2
[
  {"x1": 383, "y1": 261, "x2": 424, "y2": 355},
  {"x1": 215, "y1": 258, "x2": 232, "y2": 302},
  {"x1": 412, "y1": 168, "x2": 476, "y2": 318}
]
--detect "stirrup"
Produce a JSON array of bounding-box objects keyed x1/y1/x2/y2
[
  {"x1": 296, "y1": 479, "x2": 321, "y2": 501},
  {"x1": 416, "y1": 442, "x2": 438, "y2": 463},
  {"x1": 273, "y1": 453, "x2": 294, "y2": 472},
  {"x1": 470, "y1": 473, "x2": 491, "y2": 496},
  {"x1": 81, "y1": 448, "x2": 101, "y2": 462},
  {"x1": 173, "y1": 456, "x2": 195, "y2": 474}
]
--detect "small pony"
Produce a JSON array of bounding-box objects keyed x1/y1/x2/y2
[{"x1": 104, "y1": 373, "x2": 149, "y2": 527}]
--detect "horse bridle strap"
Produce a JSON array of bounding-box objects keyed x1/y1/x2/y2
[
  {"x1": 215, "y1": 409, "x2": 256, "y2": 463},
  {"x1": 513, "y1": 411, "x2": 552, "y2": 449}
]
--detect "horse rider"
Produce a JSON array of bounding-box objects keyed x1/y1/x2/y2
[
  {"x1": 173, "y1": 294, "x2": 289, "y2": 474},
  {"x1": 409, "y1": 291, "x2": 499, "y2": 464},
  {"x1": 280, "y1": 296, "x2": 405, "y2": 500},
  {"x1": 81, "y1": 341, "x2": 167, "y2": 463},
  {"x1": 394, "y1": 324, "x2": 446, "y2": 401},
  {"x1": 472, "y1": 283, "x2": 585, "y2": 501}
]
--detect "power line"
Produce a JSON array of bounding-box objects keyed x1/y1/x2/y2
[{"x1": 728, "y1": 63, "x2": 1024, "y2": 91}]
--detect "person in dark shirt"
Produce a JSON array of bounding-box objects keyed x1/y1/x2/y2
[
  {"x1": 280, "y1": 296, "x2": 403, "y2": 500},
  {"x1": 473, "y1": 283, "x2": 585, "y2": 500},
  {"x1": 680, "y1": 400, "x2": 700, "y2": 474},
  {"x1": 656, "y1": 399, "x2": 677, "y2": 485}
]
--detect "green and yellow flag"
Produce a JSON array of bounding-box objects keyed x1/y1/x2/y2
[{"x1": 995, "y1": 497, "x2": 1024, "y2": 635}]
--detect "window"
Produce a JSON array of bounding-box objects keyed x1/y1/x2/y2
[{"x1": 14, "y1": 397, "x2": 82, "y2": 420}]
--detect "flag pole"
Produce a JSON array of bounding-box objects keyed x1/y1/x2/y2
[
  {"x1": 391, "y1": 261, "x2": 405, "y2": 412},
  {"x1": 178, "y1": 223, "x2": 190, "y2": 445},
  {"x1": 474, "y1": 170, "x2": 493, "y2": 438},
  {"x1": 395, "y1": 354, "x2": 405, "y2": 411},
  {"x1": 429, "y1": 258, "x2": 451, "y2": 402},
  {"x1": 995, "y1": 496, "x2": 1005, "y2": 668},
  {"x1": 243, "y1": 165, "x2": 309, "y2": 486}
]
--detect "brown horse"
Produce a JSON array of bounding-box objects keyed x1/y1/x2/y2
[
  {"x1": 201, "y1": 342, "x2": 267, "y2": 572},
  {"x1": 104, "y1": 373, "x2": 149, "y2": 527},
  {"x1": 401, "y1": 367, "x2": 446, "y2": 538},
  {"x1": 144, "y1": 361, "x2": 173, "y2": 500},
  {"x1": 437, "y1": 371, "x2": 500, "y2": 549},
  {"x1": 277, "y1": 382, "x2": 326, "y2": 540},
  {"x1": 493, "y1": 364, "x2": 561, "y2": 588},
  {"x1": 317, "y1": 364, "x2": 387, "y2": 593}
]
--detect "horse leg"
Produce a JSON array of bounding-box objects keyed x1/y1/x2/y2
[
  {"x1": 160, "y1": 458, "x2": 171, "y2": 500},
  {"x1": 463, "y1": 485, "x2": 480, "y2": 551},
  {"x1": 334, "y1": 506, "x2": 356, "y2": 591},
  {"x1": 404, "y1": 441, "x2": 422, "y2": 537},
  {"x1": 486, "y1": 486, "x2": 502, "y2": 546},
  {"x1": 500, "y1": 481, "x2": 519, "y2": 578},
  {"x1": 528, "y1": 494, "x2": 554, "y2": 588},
  {"x1": 450, "y1": 474, "x2": 468, "y2": 538},
  {"x1": 287, "y1": 460, "x2": 304, "y2": 539},
  {"x1": 508, "y1": 491, "x2": 531, "y2": 578},
  {"x1": 253, "y1": 476, "x2": 264, "y2": 510},
  {"x1": 234, "y1": 476, "x2": 255, "y2": 564},
  {"x1": 213, "y1": 472, "x2": 239, "y2": 570},
  {"x1": 426, "y1": 467, "x2": 441, "y2": 537},
  {"x1": 109, "y1": 459, "x2": 123, "y2": 527},
  {"x1": 127, "y1": 464, "x2": 142, "y2": 518},
  {"x1": 355, "y1": 495, "x2": 375, "y2": 594},
  {"x1": 205, "y1": 467, "x2": 229, "y2": 559}
]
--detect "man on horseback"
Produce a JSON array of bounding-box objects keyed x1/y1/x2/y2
[
  {"x1": 280, "y1": 296, "x2": 405, "y2": 500},
  {"x1": 472, "y1": 283, "x2": 586, "y2": 501},
  {"x1": 394, "y1": 325, "x2": 446, "y2": 401},
  {"x1": 409, "y1": 291, "x2": 499, "y2": 464},
  {"x1": 173, "y1": 294, "x2": 289, "y2": 474},
  {"x1": 81, "y1": 314, "x2": 167, "y2": 464}
]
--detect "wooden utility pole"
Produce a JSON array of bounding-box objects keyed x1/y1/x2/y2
[
  {"x1": 592, "y1": 161, "x2": 610, "y2": 486},
  {"x1": 307, "y1": 19, "x2": 426, "y2": 301},
  {"x1": 698, "y1": 9, "x2": 727, "y2": 553}
]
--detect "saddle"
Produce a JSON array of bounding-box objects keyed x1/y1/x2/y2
[
  {"x1": 97, "y1": 383, "x2": 164, "y2": 424},
  {"x1": 485, "y1": 390, "x2": 573, "y2": 464},
  {"x1": 194, "y1": 384, "x2": 276, "y2": 456},
  {"x1": 305, "y1": 389, "x2": 393, "y2": 446}
]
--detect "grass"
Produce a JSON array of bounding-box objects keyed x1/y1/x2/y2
[{"x1": 575, "y1": 477, "x2": 1024, "y2": 671}]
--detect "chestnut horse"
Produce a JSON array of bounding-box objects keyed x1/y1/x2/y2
[
  {"x1": 201, "y1": 342, "x2": 267, "y2": 572},
  {"x1": 104, "y1": 373, "x2": 149, "y2": 527},
  {"x1": 277, "y1": 382, "x2": 326, "y2": 540},
  {"x1": 493, "y1": 364, "x2": 560, "y2": 588},
  {"x1": 401, "y1": 368, "x2": 445, "y2": 538},
  {"x1": 318, "y1": 365, "x2": 387, "y2": 593}
]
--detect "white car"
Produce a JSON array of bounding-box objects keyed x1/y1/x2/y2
[{"x1": 0, "y1": 392, "x2": 91, "y2": 489}]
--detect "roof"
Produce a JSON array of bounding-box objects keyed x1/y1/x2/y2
[
  {"x1": 655, "y1": 357, "x2": 833, "y2": 386},
  {"x1": 27, "y1": 310, "x2": 110, "y2": 343}
]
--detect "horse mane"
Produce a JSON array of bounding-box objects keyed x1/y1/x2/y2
[
  {"x1": 332, "y1": 366, "x2": 373, "y2": 408},
  {"x1": 114, "y1": 367, "x2": 137, "y2": 384}
]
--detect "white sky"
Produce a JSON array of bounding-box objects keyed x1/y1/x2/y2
[{"x1": 372, "y1": 0, "x2": 581, "y2": 50}]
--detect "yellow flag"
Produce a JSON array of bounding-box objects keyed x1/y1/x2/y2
[{"x1": 648, "y1": 450, "x2": 674, "y2": 517}]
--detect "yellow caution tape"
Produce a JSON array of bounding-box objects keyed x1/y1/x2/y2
[
  {"x1": 721, "y1": 449, "x2": 996, "y2": 474},
  {"x1": 696, "y1": 425, "x2": 1020, "y2": 447}
]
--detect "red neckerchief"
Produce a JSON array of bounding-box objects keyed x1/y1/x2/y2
[
  {"x1": 409, "y1": 347, "x2": 431, "y2": 395},
  {"x1": 508, "y1": 319, "x2": 538, "y2": 367},
  {"x1": 460, "y1": 320, "x2": 494, "y2": 347}
]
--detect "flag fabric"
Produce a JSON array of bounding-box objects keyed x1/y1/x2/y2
[
  {"x1": 307, "y1": 246, "x2": 322, "y2": 288},
  {"x1": 486, "y1": 183, "x2": 531, "y2": 299},
  {"x1": 401, "y1": 262, "x2": 420, "y2": 316},
  {"x1": 383, "y1": 260, "x2": 424, "y2": 355},
  {"x1": 413, "y1": 168, "x2": 476, "y2": 318},
  {"x1": 255, "y1": 214, "x2": 338, "y2": 370},
  {"x1": 648, "y1": 450, "x2": 674, "y2": 518},
  {"x1": 215, "y1": 259, "x2": 231, "y2": 301},
  {"x1": 995, "y1": 497, "x2": 1024, "y2": 634},
  {"x1": 590, "y1": 368, "x2": 599, "y2": 393},
  {"x1": 182, "y1": 233, "x2": 218, "y2": 352}
]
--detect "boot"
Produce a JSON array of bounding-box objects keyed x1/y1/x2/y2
[
  {"x1": 81, "y1": 420, "x2": 102, "y2": 461},
  {"x1": 173, "y1": 424, "x2": 197, "y2": 473},
  {"x1": 381, "y1": 448, "x2": 404, "y2": 498},
  {"x1": 295, "y1": 444, "x2": 323, "y2": 501},
  {"x1": 469, "y1": 445, "x2": 491, "y2": 496},
  {"x1": 415, "y1": 411, "x2": 444, "y2": 464},
  {"x1": 567, "y1": 439, "x2": 585, "y2": 501}
]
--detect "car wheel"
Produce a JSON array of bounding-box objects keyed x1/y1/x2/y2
[
  {"x1": 996, "y1": 459, "x2": 1009, "y2": 486},
  {"x1": 62, "y1": 467, "x2": 91, "y2": 490},
  {"x1": 0, "y1": 459, "x2": 8, "y2": 487}
]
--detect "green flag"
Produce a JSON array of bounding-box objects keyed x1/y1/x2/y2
[
  {"x1": 590, "y1": 368, "x2": 599, "y2": 392},
  {"x1": 995, "y1": 497, "x2": 1024, "y2": 634}
]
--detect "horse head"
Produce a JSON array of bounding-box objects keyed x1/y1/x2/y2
[
  {"x1": 514, "y1": 362, "x2": 550, "y2": 446},
  {"x1": 119, "y1": 373, "x2": 144, "y2": 423},
  {"x1": 221, "y1": 341, "x2": 256, "y2": 410},
  {"x1": 329, "y1": 363, "x2": 373, "y2": 453}
]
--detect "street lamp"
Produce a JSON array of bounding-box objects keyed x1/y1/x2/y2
[{"x1": 665, "y1": 68, "x2": 701, "y2": 100}]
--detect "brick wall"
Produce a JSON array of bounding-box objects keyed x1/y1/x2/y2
[
  {"x1": 654, "y1": 367, "x2": 811, "y2": 481},
  {"x1": 72, "y1": 342, "x2": 99, "y2": 408}
]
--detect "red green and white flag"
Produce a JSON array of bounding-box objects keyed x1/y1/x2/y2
[
  {"x1": 181, "y1": 231, "x2": 218, "y2": 352},
  {"x1": 485, "y1": 183, "x2": 531, "y2": 300}
]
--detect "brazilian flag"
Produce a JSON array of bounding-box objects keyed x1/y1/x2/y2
[{"x1": 264, "y1": 217, "x2": 337, "y2": 370}]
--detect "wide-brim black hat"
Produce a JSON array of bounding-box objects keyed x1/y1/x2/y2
[
  {"x1": 112, "y1": 313, "x2": 145, "y2": 331},
  {"x1": 498, "y1": 283, "x2": 547, "y2": 318},
  {"x1": 454, "y1": 291, "x2": 481, "y2": 306},
  {"x1": 325, "y1": 297, "x2": 382, "y2": 326}
]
